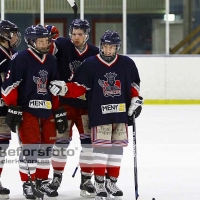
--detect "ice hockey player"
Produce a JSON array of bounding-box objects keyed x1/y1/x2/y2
[
  {"x1": 49, "y1": 30, "x2": 144, "y2": 200},
  {"x1": 48, "y1": 19, "x2": 99, "y2": 198},
  {"x1": 0, "y1": 19, "x2": 21, "y2": 199},
  {"x1": 1, "y1": 24, "x2": 67, "y2": 199}
]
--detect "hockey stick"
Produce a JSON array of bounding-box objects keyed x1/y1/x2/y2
[
  {"x1": 67, "y1": 0, "x2": 78, "y2": 19},
  {"x1": 72, "y1": 163, "x2": 79, "y2": 178},
  {"x1": 132, "y1": 113, "x2": 139, "y2": 200},
  {"x1": 16, "y1": 126, "x2": 44, "y2": 200}
]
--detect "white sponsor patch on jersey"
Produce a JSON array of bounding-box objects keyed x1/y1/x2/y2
[
  {"x1": 29, "y1": 100, "x2": 52, "y2": 109},
  {"x1": 101, "y1": 103, "x2": 126, "y2": 114}
]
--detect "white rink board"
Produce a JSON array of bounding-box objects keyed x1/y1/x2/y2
[{"x1": 130, "y1": 56, "x2": 200, "y2": 100}]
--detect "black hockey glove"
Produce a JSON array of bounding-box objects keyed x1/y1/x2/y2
[
  {"x1": 5, "y1": 105, "x2": 23, "y2": 132},
  {"x1": 128, "y1": 96, "x2": 144, "y2": 118},
  {"x1": 54, "y1": 107, "x2": 68, "y2": 134}
]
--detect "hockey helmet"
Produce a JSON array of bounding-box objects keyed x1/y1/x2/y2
[
  {"x1": 24, "y1": 25, "x2": 51, "y2": 54},
  {"x1": 69, "y1": 19, "x2": 90, "y2": 42},
  {"x1": 99, "y1": 30, "x2": 121, "y2": 62},
  {"x1": 45, "y1": 25, "x2": 59, "y2": 39},
  {"x1": 0, "y1": 20, "x2": 21, "y2": 48}
]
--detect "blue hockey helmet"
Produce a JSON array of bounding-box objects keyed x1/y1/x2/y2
[
  {"x1": 24, "y1": 25, "x2": 51, "y2": 54},
  {"x1": 0, "y1": 20, "x2": 21, "y2": 48},
  {"x1": 69, "y1": 19, "x2": 90, "y2": 42},
  {"x1": 99, "y1": 30, "x2": 121, "y2": 62}
]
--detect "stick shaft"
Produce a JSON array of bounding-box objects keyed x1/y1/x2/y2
[{"x1": 133, "y1": 115, "x2": 139, "y2": 200}]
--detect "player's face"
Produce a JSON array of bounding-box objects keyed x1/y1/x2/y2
[
  {"x1": 102, "y1": 43, "x2": 116, "y2": 56},
  {"x1": 35, "y1": 37, "x2": 51, "y2": 52},
  {"x1": 10, "y1": 32, "x2": 19, "y2": 47},
  {"x1": 71, "y1": 28, "x2": 86, "y2": 48}
]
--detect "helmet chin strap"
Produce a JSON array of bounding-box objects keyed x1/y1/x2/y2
[
  {"x1": 28, "y1": 44, "x2": 49, "y2": 55},
  {"x1": 75, "y1": 43, "x2": 86, "y2": 53},
  {"x1": 100, "y1": 53, "x2": 116, "y2": 63},
  {"x1": 71, "y1": 33, "x2": 89, "y2": 51}
]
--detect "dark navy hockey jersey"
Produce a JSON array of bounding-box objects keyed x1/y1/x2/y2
[
  {"x1": 0, "y1": 45, "x2": 17, "y2": 116},
  {"x1": 2, "y1": 48, "x2": 59, "y2": 119},
  {"x1": 66, "y1": 54, "x2": 140, "y2": 128},
  {"x1": 54, "y1": 37, "x2": 99, "y2": 109}
]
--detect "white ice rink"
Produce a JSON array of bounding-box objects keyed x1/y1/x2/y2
[{"x1": 2, "y1": 105, "x2": 200, "y2": 200}]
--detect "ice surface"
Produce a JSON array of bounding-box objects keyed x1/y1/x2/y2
[{"x1": 1, "y1": 105, "x2": 200, "y2": 200}]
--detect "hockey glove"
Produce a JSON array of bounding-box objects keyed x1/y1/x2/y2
[
  {"x1": 49, "y1": 80, "x2": 68, "y2": 96},
  {"x1": 128, "y1": 96, "x2": 144, "y2": 118},
  {"x1": 54, "y1": 107, "x2": 68, "y2": 134},
  {"x1": 5, "y1": 105, "x2": 23, "y2": 132}
]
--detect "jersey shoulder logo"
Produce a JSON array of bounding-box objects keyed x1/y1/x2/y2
[
  {"x1": 98, "y1": 72, "x2": 121, "y2": 97},
  {"x1": 33, "y1": 70, "x2": 48, "y2": 95}
]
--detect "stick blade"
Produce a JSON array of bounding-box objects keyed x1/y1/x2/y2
[
  {"x1": 135, "y1": 190, "x2": 139, "y2": 200},
  {"x1": 28, "y1": 177, "x2": 44, "y2": 199}
]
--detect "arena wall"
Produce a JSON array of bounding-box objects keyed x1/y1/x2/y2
[{"x1": 130, "y1": 55, "x2": 200, "y2": 104}]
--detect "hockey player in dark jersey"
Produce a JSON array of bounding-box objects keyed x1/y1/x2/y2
[
  {"x1": 48, "y1": 19, "x2": 99, "y2": 197},
  {"x1": 1, "y1": 25, "x2": 67, "y2": 199},
  {"x1": 0, "y1": 19, "x2": 21, "y2": 199},
  {"x1": 49, "y1": 30, "x2": 144, "y2": 200}
]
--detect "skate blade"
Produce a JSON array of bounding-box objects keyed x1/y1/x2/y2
[
  {"x1": 0, "y1": 194, "x2": 9, "y2": 199},
  {"x1": 95, "y1": 197, "x2": 107, "y2": 200},
  {"x1": 106, "y1": 194, "x2": 123, "y2": 200},
  {"x1": 41, "y1": 195, "x2": 57, "y2": 200},
  {"x1": 36, "y1": 196, "x2": 57, "y2": 200},
  {"x1": 80, "y1": 190, "x2": 95, "y2": 198}
]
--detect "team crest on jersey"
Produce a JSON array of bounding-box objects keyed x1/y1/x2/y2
[
  {"x1": 68, "y1": 60, "x2": 82, "y2": 81},
  {"x1": 98, "y1": 72, "x2": 121, "y2": 97},
  {"x1": 33, "y1": 70, "x2": 48, "y2": 95}
]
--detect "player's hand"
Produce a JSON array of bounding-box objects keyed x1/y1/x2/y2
[
  {"x1": 54, "y1": 107, "x2": 68, "y2": 134},
  {"x1": 49, "y1": 80, "x2": 68, "y2": 96},
  {"x1": 5, "y1": 105, "x2": 23, "y2": 132},
  {"x1": 128, "y1": 96, "x2": 144, "y2": 118}
]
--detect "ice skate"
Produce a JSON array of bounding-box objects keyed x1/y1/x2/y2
[
  {"x1": 23, "y1": 181, "x2": 36, "y2": 200},
  {"x1": 80, "y1": 172, "x2": 95, "y2": 198},
  {"x1": 105, "y1": 174, "x2": 123, "y2": 200},
  {"x1": 0, "y1": 181, "x2": 10, "y2": 199},
  {"x1": 48, "y1": 172, "x2": 62, "y2": 191},
  {"x1": 36, "y1": 179, "x2": 58, "y2": 198},
  {"x1": 94, "y1": 175, "x2": 107, "y2": 200}
]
